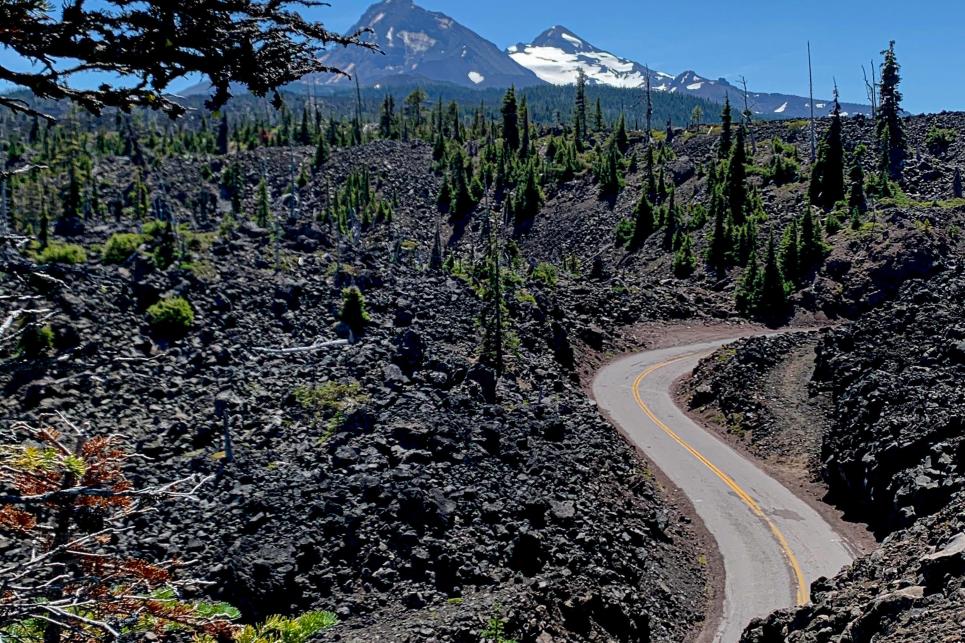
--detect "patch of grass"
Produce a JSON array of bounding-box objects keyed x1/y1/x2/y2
[
  {"x1": 515, "y1": 290, "x2": 537, "y2": 306},
  {"x1": 531, "y1": 262, "x2": 558, "y2": 288},
  {"x1": 35, "y1": 242, "x2": 87, "y2": 264},
  {"x1": 400, "y1": 239, "x2": 419, "y2": 251},
  {"x1": 178, "y1": 261, "x2": 217, "y2": 280},
  {"x1": 715, "y1": 348, "x2": 736, "y2": 363},
  {"x1": 294, "y1": 381, "x2": 368, "y2": 443}
]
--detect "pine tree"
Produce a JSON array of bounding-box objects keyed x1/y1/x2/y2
[
  {"x1": 597, "y1": 142, "x2": 623, "y2": 197},
  {"x1": 574, "y1": 68, "x2": 588, "y2": 141},
  {"x1": 705, "y1": 199, "x2": 729, "y2": 278},
  {"x1": 501, "y1": 87, "x2": 520, "y2": 153},
  {"x1": 519, "y1": 98, "x2": 530, "y2": 158},
  {"x1": 847, "y1": 153, "x2": 867, "y2": 213},
  {"x1": 758, "y1": 234, "x2": 788, "y2": 317},
  {"x1": 735, "y1": 248, "x2": 760, "y2": 313},
  {"x1": 877, "y1": 41, "x2": 906, "y2": 181},
  {"x1": 798, "y1": 208, "x2": 825, "y2": 272},
  {"x1": 725, "y1": 127, "x2": 748, "y2": 225},
  {"x1": 672, "y1": 232, "x2": 696, "y2": 277},
  {"x1": 448, "y1": 101, "x2": 461, "y2": 142},
  {"x1": 629, "y1": 192, "x2": 654, "y2": 251},
  {"x1": 593, "y1": 97, "x2": 604, "y2": 132},
  {"x1": 809, "y1": 93, "x2": 846, "y2": 209},
  {"x1": 256, "y1": 177, "x2": 271, "y2": 227},
  {"x1": 379, "y1": 95, "x2": 396, "y2": 140},
  {"x1": 613, "y1": 114, "x2": 628, "y2": 154},
  {"x1": 779, "y1": 219, "x2": 800, "y2": 285},
  {"x1": 645, "y1": 145, "x2": 657, "y2": 202},
  {"x1": 718, "y1": 97, "x2": 733, "y2": 159},
  {"x1": 430, "y1": 221, "x2": 444, "y2": 271},
  {"x1": 62, "y1": 161, "x2": 82, "y2": 219},
  {"x1": 340, "y1": 286, "x2": 369, "y2": 340},
  {"x1": 217, "y1": 113, "x2": 229, "y2": 155},
  {"x1": 448, "y1": 148, "x2": 476, "y2": 217},
  {"x1": 663, "y1": 189, "x2": 678, "y2": 250},
  {"x1": 313, "y1": 133, "x2": 328, "y2": 169},
  {"x1": 513, "y1": 160, "x2": 543, "y2": 225}
]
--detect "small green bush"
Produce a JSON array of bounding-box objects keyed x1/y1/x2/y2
[
  {"x1": 102, "y1": 232, "x2": 145, "y2": 263},
  {"x1": 531, "y1": 262, "x2": 558, "y2": 288},
  {"x1": 340, "y1": 287, "x2": 369, "y2": 337},
  {"x1": 614, "y1": 218, "x2": 635, "y2": 248},
  {"x1": 18, "y1": 324, "x2": 55, "y2": 357},
  {"x1": 146, "y1": 296, "x2": 194, "y2": 338},
  {"x1": 925, "y1": 127, "x2": 957, "y2": 155},
  {"x1": 36, "y1": 242, "x2": 87, "y2": 264}
]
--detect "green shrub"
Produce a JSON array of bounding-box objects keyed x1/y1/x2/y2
[
  {"x1": 36, "y1": 242, "x2": 87, "y2": 264},
  {"x1": 102, "y1": 232, "x2": 145, "y2": 263},
  {"x1": 146, "y1": 296, "x2": 194, "y2": 338},
  {"x1": 925, "y1": 127, "x2": 957, "y2": 154},
  {"x1": 234, "y1": 611, "x2": 338, "y2": 643},
  {"x1": 18, "y1": 324, "x2": 55, "y2": 357},
  {"x1": 340, "y1": 286, "x2": 369, "y2": 337},
  {"x1": 614, "y1": 218, "x2": 635, "y2": 247},
  {"x1": 531, "y1": 262, "x2": 558, "y2": 287}
]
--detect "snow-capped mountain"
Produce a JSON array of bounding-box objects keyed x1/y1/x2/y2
[
  {"x1": 509, "y1": 26, "x2": 870, "y2": 118},
  {"x1": 315, "y1": 0, "x2": 542, "y2": 89},
  {"x1": 507, "y1": 26, "x2": 673, "y2": 89}
]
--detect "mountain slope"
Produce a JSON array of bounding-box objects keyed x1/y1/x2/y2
[
  {"x1": 316, "y1": 0, "x2": 542, "y2": 89},
  {"x1": 509, "y1": 26, "x2": 870, "y2": 118}
]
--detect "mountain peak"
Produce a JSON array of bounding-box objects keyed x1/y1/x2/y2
[{"x1": 531, "y1": 25, "x2": 594, "y2": 52}]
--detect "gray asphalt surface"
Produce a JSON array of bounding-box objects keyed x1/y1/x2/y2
[{"x1": 592, "y1": 339, "x2": 858, "y2": 643}]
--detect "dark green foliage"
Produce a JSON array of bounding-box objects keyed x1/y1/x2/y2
[
  {"x1": 379, "y1": 95, "x2": 397, "y2": 140},
  {"x1": 501, "y1": 87, "x2": 520, "y2": 153},
  {"x1": 629, "y1": 192, "x2": 654, "y2": 250},
  {"x1": 954, "y1": 168, "x2": 963, "y2": 199},
  {"x1": 256, "y1": 177, "x2": 271, "y2": 227},
  {"x1": 593, "y1": 96, "x2": 604, "y2": 132},
  {"x1": 758, "y1": 235, "x2": 788, "y2": 316},
  {"x1": 877, "y1": 42, "x2": 906, "y2": 180},
  {"x1": 925, "y1": 127, "x2": 956, "y2": 155},
  {"x1": 512, "y1": 160, "x2": 543, "y2": 225},
  {"x1": 519, "y1": 99, "x2": 531, "y2": 158},
  {"x1": 614, "y1": 218, "x2": 635, "y2": 248},
  {"x1": 18, "y1": 322, "x2": 55, "y2": 357},
  {"x1": 36, "y1": 241, "x2": 87, "y2": 264},
  {"x1": 340, "y1": 286, "x2": 369, "y2": 338},
  {"x1": 798, "y1": 207, "x2": 826, "y2": 271},
  {"x1": 327, "y1": 167, "x2": 393, "y2": 229},
  {"x1": 595, "y1": 143, "x2": 624, "y2": 197},
  {"x1": 663, "y1": 190, "x2": 678, "y2": 250},
  {"x1": 147, "y1": 296, "x2": 194, "y2": 338},
  {"x1": 848, "y1": 152, "x2": 867, "y2": 213},
  {"x1": 102, "y1": 232, "x2": 144, "y2": 264},
  {"x1": 313, "y1": 133, "x2": 328, "y2": 168},
  {"x1": 718, "y1": 97, "x2": 733, "y2": 159},
  {"x1": 612, "y1": 114, "x2": 628, "y2": 155},
  {"x1": 672, "y1": 232, "x2": 696, "y2": 277},
  {"x1": 447, "y1": 148, "x2": 478, "y2": 218},
  {"x1": 725, "y1": 127, "x2": 748, "y2": 225},
  {"x1": 574, "y1": 69, "x2": 588, "y2": 143},
  {"x1": 779, "y1": 219, "x2": 800, "y2": 285},
  {"x1": 705, "y1": 198, "x2": 729, "y2": 278},
  {"x1": 430, "y1": 223, "x2": 443, "y2": 271},
  {"x1": 809, "y1": 96, "x2": 846, "y2": 209}
]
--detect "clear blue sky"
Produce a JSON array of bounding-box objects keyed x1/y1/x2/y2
[
  {"x1": 314, "y1": 0, "x2": 963, "y2": 114},
  {"x1": 2, "y1": 0, "x2": 961, "y2": 114}
]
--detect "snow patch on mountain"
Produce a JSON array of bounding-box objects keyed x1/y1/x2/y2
[{"x1": 468, "y1": 71, "x2": 485, "y2": 84}]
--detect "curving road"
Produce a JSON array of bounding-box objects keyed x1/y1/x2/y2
[{"x1": 592, "y1": 338, "x2": 857, "y2": 643}]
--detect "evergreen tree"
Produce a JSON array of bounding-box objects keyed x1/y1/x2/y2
[
  {"x1": 798, "y1": 208, "x2": 825, "y2": 272},
  {"x1": 725, "y1": 126, "x2": 748, "y2": 225},
  {"x1": 62, "y1": 161, "x2": 82, "y2": 219},
  {"x1": 705, "y1": 198, "x2": 729, "y2": 278},
  {"x1": 779, "y1": 219, "x2": 800, "y2": 285},
  {"x1": 629, "y1": 192, "x2": 654, "y2": 251},
  {"x1": 718, "y1": 97, "x2": 733, "y2": 159},
  {"x1": 847, "y1": 152, "x2": 867, "y2": 213},
  {"x1": 809, "y1": 93, "x2": 846, "y2": 209},
  {"x1": 501, "y1": 86, "x2": 520, "y2": 153},
  {"x1": 298, "y1": 106, "x2": 311, "y2": 145},
  {"x1": 877, "y1": 41, "x2": 906, "y2": 181},
  {"x1": 593, "y1": 97, "x2": 604, "y2": 132},
  {"x1": 448, "y1": 100, "x2": 461, "y2": 142},
  {"x1": 38, "y1": 192, "x2": 49, "y2": 248},
  {"x1": 513, "y1": 160, "x2": 543, "y2": 225},
  {"x1": 758, "y1": 234, "x2": 788, "y2": 317},
  {"x1": 735, "y1": 249, "x2": 760, "y2": 313},
  {"x1": 596, "y1": 142, "x2": 623, "y2": 196},
  {"x1": 429, "y1": 221, "x2": 444, "y2": 271},
  {"x1": 645, "y1": 145, "x2": 657, "y2": 202},
  {"x1": 340, "y1": 286, "x2": 369, "y2": 340},
  {"x1": 672, "y1": 232, "x2": 696, "y2": 277},
  {"x1": 574, "y1": 68, "x2": 588, "y2": 141},
  {"x1": 217, "y1": 113, "x2": 229, "y2": 155},
  {"x1": 519, "y1": 98, "x2": 530, "y2": 158},
  {"x1": 613, "y1": 114, "x2": 628, "y2": 154},
  {"x1": 256, "y1": 177, "x2": 271, "y2": 227},
  {"x1": 313, "y1": 133, "x2": 329, "y2": 169},
  {"x1": 379, "y1": 95, "x2": 397, "y2": 140},
  {"x1": 447, "y1": 148, "x2": 476, "y2": 217},
  {"x1": 663, "y1": 189, "x2": 678, "y2": 250}
]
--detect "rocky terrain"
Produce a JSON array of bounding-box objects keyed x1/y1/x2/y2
[{"x1": 3, "y1": 100, "x2": 965, "y2": 642}]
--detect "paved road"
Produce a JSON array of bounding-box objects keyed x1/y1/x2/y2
[{"x1": 592, "y1": 338, "x2": 857, "y2": 643}]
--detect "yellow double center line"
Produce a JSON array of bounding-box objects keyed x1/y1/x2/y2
[{"x1": 631, "y1": 353, "x2": 809, "y2": 606}]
